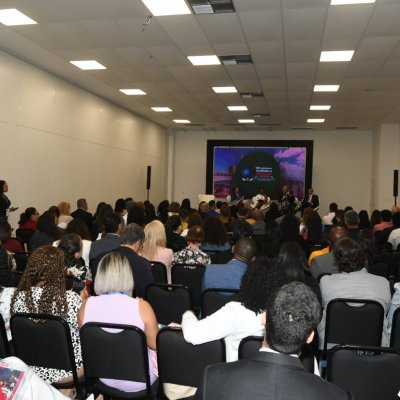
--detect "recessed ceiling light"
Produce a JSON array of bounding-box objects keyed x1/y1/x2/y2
[
  {"x1": 228, "y1": 106, "x2": 248, "y2": 111},
  {"x1": 212, "y1": 86, "x2": 237, "y2": 93},
  {"x1": 331, "y1": 0, "x2": 375, "y2": 5},
  {"x1": 141, "y1": 0, "x2": 191, "y2": 16},
  {"x1": 314, "y1": 85, "x2": 340, "y2": 92},
  {"x1": 238, "y1": 119, "x2": 255, "y2": 124},
  {"x1": 320, "y1": 50, "x2": 354, "y2": 62},
  {"x1": 119, "y1": 89, "x2": 147, "y2": 95},
  {"x1": 188, "y1": 55, "x2": 221, "y2": 66},
  {"x1": 151, "y1": 107, "x2": 172, "y2": 112},
  {"x1": 70, "y1": 60, "x2": 106, "y2": 70},
  {"x1": 173, "y1": 119, "x2": 191, "y2": 124},
  {"x1": 307, "y1": 119, "x2": 325, "y2": 123},
  {"x1": 310, "y1": 105, "x2": 331, "y2": 110},
  {"x1": 0, "y1": 9, "x2": 37, "y2": 26}
]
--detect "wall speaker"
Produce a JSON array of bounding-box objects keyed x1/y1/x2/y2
[
  {"x1": 146, "y1": 166, "x2": 152, "y2": 190},
  {"x1": 394, "y1": 170, "x2": 399, "y2": 197}
]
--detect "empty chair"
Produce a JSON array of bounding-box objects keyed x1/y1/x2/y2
[
  {"x1": 171, "y1": 264, "x2": 205, "y2": 310},
  {"x1": 150, "y1": 261, "x2": 168, "y2": 284},
  {"x1": 144, "y1": 284, "x2": 192, "y2": 325},
  {"x1": 200, "y1": 288, "x2": 239, "y2": 318},
  {"x1": 390, "y1": 307, "x2": 400, "y2": 348},
  {"x1": 80, "y1": 322, "x2": 158, "y2": 399},
  {"x1": 327, "y1": 345, "x2": 400, "y2": 400},
  {"x1": 156, "y1": 327, "x2": 225, "y2": 398},
  {"x1": 323, "y1": 298, "x2": 384, "y2": 351},
  {"x1": 10, "y1": 313, "x2": 81, "y2": 393},
  {"x1": 238, "y1": 336, "x2": 316, "y2": 373}
]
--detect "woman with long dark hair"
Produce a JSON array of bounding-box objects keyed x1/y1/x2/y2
[
  {"x1": 0, "y1": 180, "x2": 17, "y2": 222},
  {"x1": 29, "y1": 211, "x2": 62, "y2": 252},
  {"x1": 18, "y1": 207, "x2": 39, "y2": 230}
]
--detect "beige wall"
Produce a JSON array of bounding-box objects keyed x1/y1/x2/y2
[
  {"x1": 0, "y1": 50, "x2": 167, "y2": 228},
  {"x1": 172, "y1": 129, "x2": 374, "y2": 215}
]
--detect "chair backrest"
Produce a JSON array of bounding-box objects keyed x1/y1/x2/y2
[
  {"x1": 15, "y1": 229, "x2": 35, "y2": 249},
  {"x1": 80, "y1": 322, "x2": 152, "y2": 397},
  {"x1": 390, "y1": 307, "x2": 400, "y2": 348},
  {"x1": 324, "y1": 298, "x2": 384, "y2": 351},
  {"x1": 150, "y1": 261, "x2": 168, "y2": 284},
  {"x1": 0, "y1": 313, "x2": 10, "y2": 358},
  {"x1": 171, "y1": 264, "x2": 205, "y2": 309},
  {"x1": 238, "y1": 336, "x2": 315, "y2": 373},
  {"x1": 367, "y1": 262, "x2": 389, "y2": 278},
  {"x1": 10, "y1": 313, "x2": 78, "y2": 385},
  {"x1": 12, "y1": 252, "x2": 31, "y2": 272},
  {"x1": 200, "y1": 288, "x2": 239, "y2": 318},
  {"x1": 144, "y1": 283, "x2": 192, "y2": 325},
  {"x1": 157, "y1": 327, "x2": 225, "y2": 388},
  {"x1": 327, "y1": 345, "x2": 400, "y2": 400}
]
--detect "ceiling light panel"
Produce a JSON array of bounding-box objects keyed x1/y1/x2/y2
[
  {"x1": 310, "y1": 105, "x2": 331, "y2": 110},
  {"x1": 0, "y1": 9, "x2": 37, "y2": 26},
  {"x1": 141, "y1": 0, "x2": 191, "y2": 16},
  {"x1": 188, "y1": 55, "x2": 221, "y2": 66},
  {"x1": 320, "y1": 50, "x2": 354, "y2": 62},
  {"x1": 307, "y1": 119, "x2": 325, "y2": 123},
  {"x1": 119, "y1": 89, "x2": 147, "y2": 95},
  {"x1": 174, "y1": 119, "x2": 191, "y2": 123},
  {"x1": 240, "y1": 92, "x2": 264, "y2": 99},
  {"x1": 70, "y1": 60, "x2": 106, "y2": 70},
  {"x1": 238, "y1": 119, "x2": 255, "y2": 124},
  {"x1": 228, "y1": 106, "x2": 248, "y2": 111},
  {"x1": 331, "y1": 0, "x2": 375, "y2": 5},
  {"x1": 212, "y1": 86, "x2": 237, "y2": 93},
  {"x1": 152, "y1": 107, "x2": 172, "y2": 112},
  {"x1": 314, "y1": 85, "x2": 340, "y2": 92}
]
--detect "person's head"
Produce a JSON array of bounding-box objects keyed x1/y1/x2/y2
[
  {"x1": 142, "y1": 220, "x2": 167, "y2": 259},
  {"x1": 238, "y1": 256, "x2": 286, "y2": 314},
  {"x1": 381, "y1": 209, "x2": 392, "y2": 222},
  {"x1": 237, "y1": 206, "x2": 248, "y2": 219},
  {"x1": 276, "y1": 242, "x2": 307, "y2": 282},
  {"x1": 94, "y1": 252, "x2": 134, "y2": 296},
  {"x1": 198, "y1": 201, "x2": 209, "y2": 214},
  {"x1": 219, "y1": 203, "x2": 230, "y2": 219},
  {"x1": 179, "y1": 208, "x2": 189, "y2": 224},
  {"x1": 265, "y1": 282, "x2": 321, "y2": 354},
  {"x1": 0, "y1": 180, "x2": 7, "y2": 194},
  {"x1": 233, "y1": 237, "x2": 257, "y2": 263},
  {"x1": 307, "y1": 188, "x2": 314, "y2": 196},
  {"x1": 120, "y1": 223, "x2": 145, "y2": 253},
  {"x1": 358, "y1": 210, "x2": 370, "y2": 230},
  {"x1": 333, "y1": 209, "x2": 345, "y2": 226},
  {"x1": 114, "y1": 198, "x2": 126, "y2": 214},
  {"x1": 166, "y1": 215, "x2": 182, "y2": 234},
  {"x1": 168, "y1": 202, "x2": 180, "y2": 214},
  {"x1": 144, "y1": 202, "x2": 157, "y2": 223},
  {"x1": 157, "y1": 200, "x2": 170, "y2": 223},
  {"x1": 127, "y1": 204, "x2": 146, "y2": 227},
  {"x1": 232, "y1": 185, "x2": 240, "y2": 194},
  {"x1": 301, "y1": 207, "x2": 313, "y2": 225},
  {"x1": 37, "y1": 211, "x2": 60, "y2": 239},
  {"x1": 58, "y1": 201, "x2": 71, "y2": 216},
  {"x1": 329, "y1": 202, "x2": 338, "y2": 213},
  {"x1": 181, "y1": 198, "x2": 191, "y2": 211},
  {"x1": 58, "y1": 233, "x2": 82, "y2": 267},
  {"x1": 264, "y1": 202, "x2": 280, "y2": 223},
  {"x1": 280, "y1": 214, "x2": 300, "y2": 243},
  {"x1": 344, "y1": 210, "x2": 359, "y2": 228},
  {"x1": 0, "y1": 221, "x2": 12, "y2": 242},
  {"x1": 264, "y1": 220, "x2": 281, "y2": 245},
  {"x1": 282, "y1": 185, "x2": 289, "y2": 194},
  {"x1": 94, "y1": 202, "x2": 106, "y2": 216},
  {"x1": 208, "y1": 200, "x2": 216, "y2": 210},
  {"x1": 252, "y1": 208, "x2": 264, "y2": 222},
  {"x1": 370, "y1": 210, "x2": 381, "y2": 227},
  {"x1": 333, "y1": 236, "x2": 364, "y2": 273},
  {"x1": 186, "y1": 225, "x2": 204, "y2": 245},
  {"x1": 187, "y1": 212, "x2": 202, "y2": 229},
  {"x1": 232, "y1": 220, "x2": 252, "y2": 243},
  {"x1": 18, "y1": 207, "x2": 39, "y2": 227},
  {"x1": 77, "y1": 198, "x2": 88, "y2": 210},
  {"x1": 357, "y1": 229, "x2": 378, "y2": 266},
  {"x1": 202, "y1": 216, "x2": 228, "y2": 245},
  {"x1": 307, "y1": 211, "x2": 322, "y2": 241},
  {"x1": 328, "y1": 226, "x2": 348, "y2": 249},
  {"x1": 104, "y1": 213, "x2": 123, "y2": 234},
  {"x1": 392, "y1": 212, "x2": 400, "y2": 229},
  {"x1": 344, "y1": 206, "x2": 353, "y2": 212},
  {"x1": 11, "y1": 246, "x2": 68, "y2": 319},
  {"x1": 65, "y1": 218, "x2": 91, "y2": 240}
]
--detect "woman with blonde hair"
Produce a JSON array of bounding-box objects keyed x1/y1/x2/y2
[
  {"x1": 57, "y1": 202, "x2": 73, "y2": 228},
  {"x1": 141, "y1": 220, "x2": 173, "y2": 283},
  {"x1": 78, "y1": 252, "x2": 158, "y2": 393}
]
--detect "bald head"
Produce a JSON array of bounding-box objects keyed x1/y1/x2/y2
[
  {"x1": 328, "y1": 226, "x2": 348, "y2": 249},
  {"x1": 233, "y1": 237, "x2": 257, "y2": 263}
]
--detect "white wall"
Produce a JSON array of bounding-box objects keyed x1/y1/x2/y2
[
  {"x1": 0, "y1": 50, "x2": 167, "y2": 228},
  {"x1": 172, "y1": 129, "x2": 374, "y2": 215}
]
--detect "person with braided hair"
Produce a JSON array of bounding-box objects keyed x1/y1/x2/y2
[{"x1": 9, "y1": 246, "x2": 87, "y2": 386}]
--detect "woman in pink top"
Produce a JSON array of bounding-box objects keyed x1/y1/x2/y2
[
  {"x1": 141, "y1": 220, "x2": 173, "y2": 283},
  {"x1": 78, "y1": 252, "x2": 159, "y2": 393}
]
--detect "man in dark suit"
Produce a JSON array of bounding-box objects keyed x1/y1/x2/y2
[
  {"x1": 196, "y1": 282, "x2": 351, "y2": 400},
  {"x1": 300, "y1": 188, "x2": 320, "y2": 213},
  {"x1": 71, "y1": 198, "x2": 93, "y2": 228}
]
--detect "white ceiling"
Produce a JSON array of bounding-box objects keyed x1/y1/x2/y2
[{"x1": 1, "y1": 0, "x2": 400, "y2": 130}]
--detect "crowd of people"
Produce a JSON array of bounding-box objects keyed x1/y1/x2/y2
[{"x1": 0, "y1": 181, "x2": 400, "y2": 398}]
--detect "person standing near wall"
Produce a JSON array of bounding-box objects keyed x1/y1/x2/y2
[{"x1": 0, "y1": 180, "x2": 18, "y2": 222}]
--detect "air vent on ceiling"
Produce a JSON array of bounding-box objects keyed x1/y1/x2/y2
[
  {"x1": 188, "y1": 0, "x2": 235, "y2": 14},
  {"x1": 240, "y1": 92, "x2": 264, "y2": 98},
  {"x1": 335, "y1": 126, "x2": 357, "y2": 130},
  {"x1": 219, "y1": 55, "x2": 252, "y2": 65},
  {"x1": 185, "y1": 123, "x2": 205, "y2": 126},
  {"x1": 252, "y1": 113, "x2": 270, "y2": 118},
  {"x1": 259, "y1": 123, "x2": 281, "y2": 126}
]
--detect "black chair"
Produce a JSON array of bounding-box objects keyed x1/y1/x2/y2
[
  {"x1": 10, "y1": 313, "x2": 81, "y2": 393},
  {"x1": 200, "y1": 288, "x2": 239, "y2": 318},
  {"x1": 326, "y1": 345, "x2": 400, "y2": 400},
  {"x1": 324, "y1": 298, "x2": 384, "y2": 351},
  {"x1": 80, "y1": 322, "x2": 157, "y2": 399},
  {"x1": 156, "y1": 327, "x2": 225, "y2": 396},
  {"x1": 381, "y1": 251, "x2": 400, "y2": 277},
  {"x1": 150, "y1": 261, "x2": 168, "y2": 284},
  {"x1": 15, "y1": 228, "x2": 35, "y2": 251},
  {"x1": 238, "y1": 336, "x2": 315, "y2": 373},
  {"x1": 390, "y1": 307, "x2": 400, "y2": 348},
  {"x1": 144, "y1": 283, "x2": 192, "y2": 325},
  {"x1": 367, "y1": 262, "x2": 389, "y2": 278},
  {"x1": 0, "y1": 313, "x2": 10, "y2": 358},
  {"x1": 12, "y1": 252, "x2": 31, "y2": 272},
  {"x1": 171, "y1": 264, "x2": 205, "y2": 310}
]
